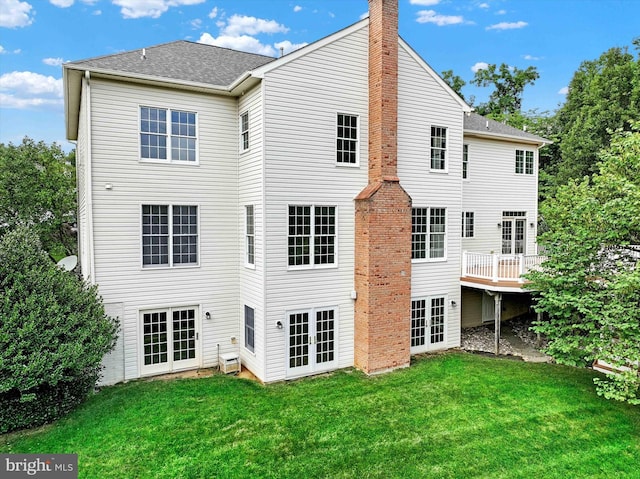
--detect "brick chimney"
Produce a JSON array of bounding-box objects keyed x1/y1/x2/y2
[{"x1": 354, "y1": 0, "x2": 412, "y2": 374}]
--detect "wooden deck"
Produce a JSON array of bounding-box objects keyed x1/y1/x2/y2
[{"x1": 461, "y1": 252, "x2": 543, "y2": 292}]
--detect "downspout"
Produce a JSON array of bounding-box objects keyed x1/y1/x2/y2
[{"x1": 84, "y1": 70, "x2": 96, "y2": 284}]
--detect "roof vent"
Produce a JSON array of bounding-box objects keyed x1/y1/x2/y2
[
  {"x1": 279, "y1": 46, "x2": 284, "y2": 57},
  {"x1": 141, "y1": 48, "x2": 146, "y2": 60},
  {"x1": 486, "y1": 120, "x2": 489, "y2": 130}
]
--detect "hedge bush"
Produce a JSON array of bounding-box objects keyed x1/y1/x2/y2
[{"x1": 0, "y1": 226, "x2": 118, "y2": 433}]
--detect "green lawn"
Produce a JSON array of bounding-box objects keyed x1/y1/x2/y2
[{"x1": 2, "y1": 353, "x2": 639, "y2": 478}]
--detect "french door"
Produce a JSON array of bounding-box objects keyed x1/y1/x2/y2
[
  {"x1": 502, "y1": 218, "x2": 526, "y2": 255},
  {"x1": 410, "y1": 297, "x2": 446, "y2": 354},
  {"x1": 141, "y1": 307, "x2": 199, "y2": 375},
  {"x1": 287, "y1": 308, "x2": 337, "y2": 376}
]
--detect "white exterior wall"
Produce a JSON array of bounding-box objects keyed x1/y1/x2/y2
[
  {"x1": 260, "y1": 25, "x2": 370, "y2": 381},
  {"x1": 76, "y1": 78, "x2": 91, "y2": 282},
  {"x1": 238, "y1": 84, "x2": 266, "y2": 379},
  {"x1": 397, "y1": 44, "x2": 465, "y2": 351},
  {"x1": 461, "y1": 136, "x2": 539, "y2": 255},
  {"x1": 87, "y1": 79, "x2": 241, "y2": 381}
]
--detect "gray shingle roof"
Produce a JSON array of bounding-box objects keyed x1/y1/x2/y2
[
  {"x1": 464, "y1": 112, "x2": 549, "y2": 144},
  {"x1": 66, "y1": 40, "x2": 276, "y2": 87}
]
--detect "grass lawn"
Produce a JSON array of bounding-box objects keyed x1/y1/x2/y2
[{"x1": 1, "y1": 352, "x2": 639, "y2": 478}]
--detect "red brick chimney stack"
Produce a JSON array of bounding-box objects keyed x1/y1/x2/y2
[{"x1": 353, "y1": 0, "x2": 412, "y2": 375}]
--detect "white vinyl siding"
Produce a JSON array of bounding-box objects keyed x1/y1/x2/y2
[{"x1": 86, "y1": 79, "x2": 240, "y2": 382}]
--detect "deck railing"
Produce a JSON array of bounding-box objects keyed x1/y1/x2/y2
[{"x1": 461, "y1": 252, "x2": 545, "y2": 283}]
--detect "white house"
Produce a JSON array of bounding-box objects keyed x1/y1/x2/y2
[{"x1": 63, "y1": 0, "x2": 548, "y2": 385}]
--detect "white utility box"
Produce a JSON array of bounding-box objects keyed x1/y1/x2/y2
[{"x1": 219, "y1": 353, "x2": 240, "y2": 374}]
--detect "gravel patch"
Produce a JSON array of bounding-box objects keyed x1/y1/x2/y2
[{"x1": 460, "y1": 324, "x2": 515, "y2": 355}]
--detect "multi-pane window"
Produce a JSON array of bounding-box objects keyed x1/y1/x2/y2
[
  {"x1": 245, "y1": 205, "x2": 255, "y2": 266},
  {"x1": 336, "y1": 114, "x2": 358, "y2": 164},
  {"x1": 412, "y1": 207, "x2": 446, "y2": 260},
  {"x1": 462, "y1": 144, "x2": 469, "y2": 179},
  {"x1": 240, "y1": 111, "x2": 249, "y2": 151},
  {"x1": 288, "y1": 205, "x2": 336, "y2": 267},
  {"x1": 245, "y1": 305, "x2": 255, "y2": 353},
  {"x1": 462, "y1": 211, "x2": 474, "y2": 238},
  {"x1": 142, "y1": 205, "x2": 198, "y2": 267},
  {"x1": 515, "y1": 149, "x2": 534, "y2": 174},
  {"x1": 430, "y1": 126, "x2": 447, "y2": 170},
  {"x1": 411, "y1": 297, "x2": 446, "y2": 349},
  {"x1": 142, "y1": 307, "x2": 196, "y2": 368},
  {"x1": 140, "y1": 107, "x2": 196, "y2": 162}
]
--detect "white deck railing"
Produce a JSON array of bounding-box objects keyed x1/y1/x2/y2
[{"x1": 461, "y1": 252, "x2": 545, "y2": 283}]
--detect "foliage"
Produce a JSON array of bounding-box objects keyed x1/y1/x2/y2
[
  {"x1": 470, "y1": 63, "x2": 539, "y2": 118},
  {"x1": 529, "y1": 126, "x2": 640, "y2": 404},
  {"x1": 0, "y1": 226, "x2": 118, "y2": 433},
  {"x1": 551, "y1": 42, "x2": 640, "y2": 190},
  {"x1": 441, "y1": 69, "x2": 467, "y2": 101},
  {"x1": 0, "y1": 138, "x2": 77, "y2": 257},
  {"x1": 2, "y1": 354, "x2": 639, "y2": 478}
]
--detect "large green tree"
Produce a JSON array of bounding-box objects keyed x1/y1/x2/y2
[
  {"x1": 0, "y1": 138, "x2": 77, "y2": 257},
  {"x1": 551, "y1": 41, "x2": 640, "y2": 189},
  {"x1": 529, "y1": 125, "x2": 640, "y2": 404}
]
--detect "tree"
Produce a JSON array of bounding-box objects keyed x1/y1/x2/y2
[
  {"x1": 470, "y1": 63, "x2": 539, "y2": 120},
  {"x1": 0, "y1": 138, "x2": 77, "y2": 257},
  {"x1": 0, "y1": 226, "x2": 118, "y2": 433},
  {"x1": 528, "y1": 125, "x2": 640, "y2": 404},
  {"x1": 441, "y1": 69, "x2": 467, "y2": 101},
  {"x1": 552, "y1": 42, "x2": 640, "y2": 189}
]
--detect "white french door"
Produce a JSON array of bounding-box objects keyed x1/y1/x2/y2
[
  {"x1": 502, "y1": 218, "x2": 526, "y2": 255},
  {"x1": 287, "y1": 308, "x2": 337, "y2": 376},
  {"x1": 410, "y1": 297, "x2": 446, "y2": 354},
  {"x1": 141, "y1": 307, "x2": 199, "y2": 375}
]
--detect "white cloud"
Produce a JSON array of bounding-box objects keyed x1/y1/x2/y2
[
  {"x1": 471, "y1": 61, "x2": 489, "y2": 73},
  {"x1": 92, "y1": 9, "x2": 101, "y2": 15},
  {"x1": 486, "y1": 21, "x2": 527, "y2": 30},
  {"x1": 293, "y1": 5, "x2": 302, "y2": 12},
  {"x1": 0, "y1": 71, "x2": 63, "y2": 110},
  {"x1": 479, "y1": 2, "x2": 489, "y2": 8},
  {"x1": 416, "y1": 9, "x2": 463, "y2": 26},
  {"x1": 410, "y1": 0, "x2": 441, "y2": 5},
  {"x1": 496, "y1": 9, "x2": 506, "y2": 15},
  {"x1": 189, "y1": 18, "x2": 201, "y2": 29},
  {"x1": 558, "y1": 86, "x2": 569, "y2": 95},
  {"x1": 221, "y1": 14, "x2": 288, "y2": 36},
  {"x1": 523, "y1": 54, "x2": 541, "y2": 61},
  {"x1": 0, "y1": 45, "x2": 5, "y2": 54},
  {"x1": 0, "y1": 0, "x2": 34, "y2": 28},
  {"x1": 113, "y1": 0, "x2": 205, "y2": 19},
  {"x1": 208, "y1": 6, "x2": 217, "y2": 19},
  {"x1": 274, "y1": 40, "x2": 308, "y2": 55},
  {"x1": 198, "y1": 33, "x2": 276, "y2": 56},
  {"x1": 43, "y1": 57, "x2": 65, "y2": 66},
  {"x1": 49, "y1": 0, "x2": 74, "y2": 7}
]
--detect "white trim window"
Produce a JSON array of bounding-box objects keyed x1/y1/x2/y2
[
  {"x1": 336, "y1": 113, "x2": 359, "y2": 165},
  {"x1": 142, "y1": 205, "x2": 198, "y2": 267},
  {"x1": 462, "y1": 211, "x2": 474, "y2": 238},
  {"x1": 140, "y1": 106, "x2": 197, "y2": 162},
  {"x1": 462, "y1": 144, "x2": 469, "y2": 179},
  {"x1": 244, "y1": 305, "x2": 255, "y2": 353},
  {"x1": 141, "y1": 306, "x2": 198, "y2": 375},
  {"x1": 515, "y1": 149, "x2": 534, "y2": 175},
  {"x1": 411, "y1": 297, "x2": 446, "y2": 353},
  {"x1": 245, "y1": 205, "x2": 255, "y2": 267},
  {"x1": 240, "y1": 111, "x2": 249, "y2": 152},
  {"x1": 287, "y1": 306, "x2": 337, "y2": 376},
  {"x1": 288, "y1": 205, "x2": 336, "y2": 268},
  {"x1": 412, "y1": 207, "x2": 447, "y2": 260},
  {"x1": 430, "y1": 126, "x2": 447, "y2": 171}
]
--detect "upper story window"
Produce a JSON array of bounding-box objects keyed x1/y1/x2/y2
[
  {"x1": 336, "y1": 114, "x2": 358, "y2": 165},
  {"x1": 140, "y1": 107, "x2": 197, "y2": 163},
  {"x1": 142, "y1": 204, "x2": 198, "y2": 267},
  {"x1": 412, "y1": 207, "x2": 447, "y2": 260},
  {"x1": 288, "y1": 205, "x2": 336, "y2": 268},
  {"x1": 462, "y1": 211, "x2": 474, "y2": 238},
  {"x1": 515, "y1": 149, "x2": 534, "y2": 175},
  {"x1": 430, "y1": 126, "x2": 447, "y2": 171},
  {"x1": 462, "y1": 144, "x2": 469, "y2": 179},
  {"x1": 240, "y1": 111, "x2": 249, "y2": 152},
  {"x1": 245, "y1": 205, "x2": 255, "y2": 267}
]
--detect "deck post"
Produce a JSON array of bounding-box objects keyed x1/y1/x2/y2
[
  {"x1": 492, "y1": 253, "x2": 499, "y2": 282},
  {"x1": 461, "y1": 251, "x2": 468, "y2": 277},
  {"x1": 518, "y1": 254, "x2": 525, "y2": 282},
  {"x1": 494, "y1": 292, "x2": 502, "y2": 355}
]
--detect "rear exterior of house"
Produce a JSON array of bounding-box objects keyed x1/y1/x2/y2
[{"x1": 64, "y1": 0, "x2": 547, "y2": 385}]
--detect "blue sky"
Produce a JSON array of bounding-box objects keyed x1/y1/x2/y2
[{"x1": 1, "y1": 0, "x2": 638, "y2": 150}]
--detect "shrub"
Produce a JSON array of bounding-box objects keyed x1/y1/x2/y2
[{"x1": 0, "y1": 226, "x2": 118, "y2": 433}]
